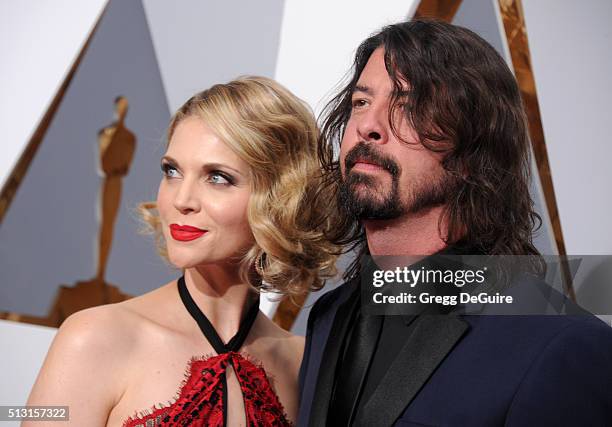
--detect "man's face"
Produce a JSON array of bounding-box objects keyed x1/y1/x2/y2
[{"x1": 339, "y1": 47, "x2": 455, "y2": 220}]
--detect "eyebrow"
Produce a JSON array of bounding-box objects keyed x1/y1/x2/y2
[
  {"x1": 353, "y1": 85, "x2": 373, "y2": 95},
  {"x1": 161, "y1": 155, "x2": 245, "y2": 176}
]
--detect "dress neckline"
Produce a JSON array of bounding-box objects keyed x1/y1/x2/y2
[
  {"x1": 122, "y1": 277, "x2": 291, "y2": 426},
  {"x1": 177, "y1": 275, "x2": 260, "y2": 354}
]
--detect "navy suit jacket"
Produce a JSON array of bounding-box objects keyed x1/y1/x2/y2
[{"x1": 298, "y1": 277, "x2": 612, "y2": 426}]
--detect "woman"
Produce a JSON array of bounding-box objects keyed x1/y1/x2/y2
[{"x1": 26, "y1": 77, "x2": 340, "y2": 426}]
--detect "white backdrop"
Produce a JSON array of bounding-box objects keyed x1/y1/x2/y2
[{"x1": 0, "y1": 0, "x2": 107, "y2": 191}]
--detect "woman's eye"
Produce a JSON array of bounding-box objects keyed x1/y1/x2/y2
[
  {"x1": 161, "y1": 163, "x2": 179, "y2": 178},
  {"x1": 207, "y1": 172, "x2": 232, "y2": 185}
]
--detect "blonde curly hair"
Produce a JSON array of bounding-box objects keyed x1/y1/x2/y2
[{"x1": 139, "y1": 76, "x2": 341, "y2": 296}]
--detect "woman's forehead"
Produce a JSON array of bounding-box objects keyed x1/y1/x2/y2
[{"x1": 167, "y1": 117, "x2": 248, "y2": 171}]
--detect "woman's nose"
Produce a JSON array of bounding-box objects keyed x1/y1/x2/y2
[{"x1": 173, "y1": 179, "x2": 200, "y2": 214}]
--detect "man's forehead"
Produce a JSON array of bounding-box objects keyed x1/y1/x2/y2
[
  {"x1": 353, "y1": 75, "x2": 410, "y2": 97},
  {"x1": 353, "y1": 48, "x2": 410, "y2": 95},
  {"x1": 353, "y1": 84, "x2": 374, "y2": 95}
]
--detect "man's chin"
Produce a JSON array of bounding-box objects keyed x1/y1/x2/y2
[
  {"x1": 356, "y1": 208, "x2": 405, "y2": 221},
  {"x1": 339, "y1": 177, "x2": 403, "y2": 219},
  {"x1": 346, "y1": 170, "x2": 391, "y2": 185},
  {"x1": 342, "y1": 195, "x2": 404, "y2": 220},
  {"x1": 351, "y1": 193, "x2": 388, "y2": 208},
  {"x1": 347, "y1": 177, "x2": 392, "y2": 196}
]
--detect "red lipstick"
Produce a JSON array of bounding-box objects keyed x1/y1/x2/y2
[{"x1": 169, "y1": 224, "x2": 207, "y2": 241}]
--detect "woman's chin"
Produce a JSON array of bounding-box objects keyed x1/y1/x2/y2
[{"x1": 167, "y1": 254, "x2": 205, "y2": 270}]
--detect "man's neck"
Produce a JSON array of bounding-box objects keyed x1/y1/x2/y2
[{"x1": 363, "y1": 205, "x2": 448, "y2": 256}]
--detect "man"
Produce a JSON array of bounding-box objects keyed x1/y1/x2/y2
[{"x1": 298, "y1": 20, "x2": 612, "y2": 426}]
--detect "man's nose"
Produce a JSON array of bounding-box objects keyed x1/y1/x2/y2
[
  {"x1": 173, "y1": 179, "x2": 200, "y2": 214},
  {"x1": 356, "y1": 104, "x2": 388, "y2": 145}
]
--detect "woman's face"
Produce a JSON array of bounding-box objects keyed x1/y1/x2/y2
[{"x1": 157, "y1": 116, "x2": 253, "y2": 269}]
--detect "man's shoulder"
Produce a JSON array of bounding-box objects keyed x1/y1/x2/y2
[
  {"x1": 463, "y1": 310, "x2": 612, "y2": 363},
  {"x1": 501, "y1": 314, "x2": 612, "y2": 423},
  {"x1": 458, "y1": 270, "x2": 612, "y2": 363},
  {"x1": 531, "y1": 313, "x2": 612, "y2": 349},
  {"x1": 465, "y1": 308, "x2": 610, "y2": 334}
]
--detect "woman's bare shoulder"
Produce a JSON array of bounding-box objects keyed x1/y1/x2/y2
[
  {"x1": 54, "y1": 302, "x2": 142, "y2": 358},
  {"x1": 25, "y1": 282, "x2": 178, "y2": 421},
  {"x1": 55, "y1": 279, "x2": 179, "y2": 357}
]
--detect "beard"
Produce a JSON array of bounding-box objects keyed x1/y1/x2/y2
[{"x1": 339, "y1": 143, "x2": 458, "y2": 220}]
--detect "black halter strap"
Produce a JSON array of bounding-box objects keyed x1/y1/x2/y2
[{"x1": 178, "y1": 275, "x2": 260, "y2": 354}]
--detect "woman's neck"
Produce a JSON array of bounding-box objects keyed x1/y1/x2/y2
[{"x1": 183, "y1": 264, "x2": 258, "y2": 344}]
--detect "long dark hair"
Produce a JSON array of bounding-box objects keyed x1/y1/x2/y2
[{"x1": 318, "y1": 19, "x2": 542, "y2": 280}]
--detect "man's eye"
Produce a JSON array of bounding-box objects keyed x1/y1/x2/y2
[
  {"x1": 207, "y1": 172, "x2": 232, "y2": 185},
  {"x1": 352, "y1": 99, "x2": 368, "y2": 109},
  {"x1": 161, "y1": 163, "x2": 179, "y2": 178}
]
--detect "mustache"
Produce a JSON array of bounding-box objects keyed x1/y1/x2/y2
[{"x1": 344, "y1": 142, "x2": 400, "y2": 176}]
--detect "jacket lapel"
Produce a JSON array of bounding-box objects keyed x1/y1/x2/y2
[
  {"x1": 354, "y1": 314, "x2": 470, "y2": 427},
  {"x1": 308, "y1": 281, "x2": 360, "y2": 427}
]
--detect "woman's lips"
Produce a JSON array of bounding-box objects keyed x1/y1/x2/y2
[{"x1": 169, "y1": 224, "x2": 207, "y2": 242}]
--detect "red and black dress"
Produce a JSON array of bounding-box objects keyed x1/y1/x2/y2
[{"x1": 122, "y1": 276, "x2": 292, "y2": 427}]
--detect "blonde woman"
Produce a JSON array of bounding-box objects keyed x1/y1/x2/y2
[{"x1": 26, "y1": 77, "x2": 340, "y2": 426}]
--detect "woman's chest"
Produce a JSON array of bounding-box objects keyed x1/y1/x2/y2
[{"x1": 106, "y1": 344, "x2": 295, "y2": 426}]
